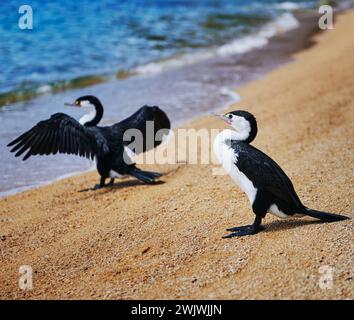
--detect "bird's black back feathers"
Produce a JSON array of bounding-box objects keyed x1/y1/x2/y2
[
  {"x1": 229, "y1": 140, "x2": 304, "y2": 212},
  {"x1": 8, "y1": 113, "x2": 109, "y2": 161},
  {"x1": 8, "y1": 103, "x2": 170, "y2": 162},
  {"x1": 114, "y1": 105, "x2": 171, "y2": 153}
]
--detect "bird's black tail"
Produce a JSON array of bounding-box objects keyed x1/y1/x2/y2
[
  {"x1": 305, "y1": 208, "x2": 349, "y2": 222},
  {"x1": 129, "y1": 168, "x2": 162, "y2": 184}
]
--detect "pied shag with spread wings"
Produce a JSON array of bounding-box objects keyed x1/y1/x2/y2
[
  {"x1": 213, "y1": 110, "x2": 349, "y2": 238},
  {"x1": 8, "y1": 95, "x2": 171, "y2": 189}
]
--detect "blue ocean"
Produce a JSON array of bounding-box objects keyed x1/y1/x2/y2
[
  {"x1": 0, "y1": 0, "x2": 326, "y2": 195},
  {"x1": 0, "y1": 0, "x2": 318, "y2": 99}
]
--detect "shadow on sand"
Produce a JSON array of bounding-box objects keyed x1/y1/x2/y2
[
  {"x1": 78, "y1": 179, "x2": 165, "y2": 193},
  {"x1": 263, "y1": 218, "x2": 323, "y2": 233}
]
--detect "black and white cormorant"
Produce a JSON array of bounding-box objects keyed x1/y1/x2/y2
[
  {"x1": 213, "y1": 110, "x2": 349, "y2": 238},
  {"x1": 8, "y1": 95, "x2": 171, "y2": 189}
]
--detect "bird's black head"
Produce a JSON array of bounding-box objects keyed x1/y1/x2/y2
[
  {"x1": 73, "y1": 95, "x2": 101, "y2": 107},
  {"x1": 216, "y1": 110, "x2": 258, "y2": 143},
  {"x1": 65, "y1": 95, "x2": 104, "y2": 127}
]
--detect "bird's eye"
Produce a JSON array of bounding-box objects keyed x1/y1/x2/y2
[
  {"x1": 75, "y1": 101, "x2": 80, "y2": 105},
  {"x1": 227, "y1": 114, "x2": 232, "y2": 119}
]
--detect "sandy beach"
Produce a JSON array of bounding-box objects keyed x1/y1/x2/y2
[{"x1": 1, "y1": 10, "x2": 353, "y2": 300}]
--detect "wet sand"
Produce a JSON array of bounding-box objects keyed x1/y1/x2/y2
[{"x1": 0, "y1": 11, "x2": 353, "y2": 299}]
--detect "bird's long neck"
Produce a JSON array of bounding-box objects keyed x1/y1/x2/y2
[
  {"x1": 79, "y1": 101, "x2": 104, "y2": 127},
  {"x1": 213, "y1": 129, "x2": 244, "y2": 172},
  {"x1": 215, "y1": 128, "x2": 249, "y2": 145}
]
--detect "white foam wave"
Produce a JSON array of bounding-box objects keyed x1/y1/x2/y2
[
  {"x1": 220, "y1": 87, "x2": 241, "y2": 103},
  {"x1": 274, "y1": 2, "x2": 301, "y2": 11},
  {"x1": 36, "y1": 85, "x2": 52, "y2": 94},
  {"x1": 134, "y1": 13, "x2": 300, "y2": 76},
  {"x1": 217, "y1": 13, "x2": 299, "y2": 56},
  {"x1": 134, "y1": 51, "x2": 214, "y2": 75}
]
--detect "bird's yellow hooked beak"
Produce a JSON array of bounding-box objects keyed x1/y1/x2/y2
[
  {"x1": 64, "y1": 101, "x2": 80, "y2": 107},
  {"x1": 211, "y1": 112, "x2": 231, "y2": 124}
]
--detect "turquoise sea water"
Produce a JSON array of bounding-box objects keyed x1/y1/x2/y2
[
  {"x1": 1, "y1": 0, "x2": 336, "y2": 195},
  {"x1": 0, "y1": 0, "x2": 317, "y2": 101}
]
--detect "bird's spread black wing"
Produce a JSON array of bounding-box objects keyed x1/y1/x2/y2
[
  {"x1": 8, "y1": 113, "x2": 109, "y2": 161},
  {"x1": 230, "y1": 141, "x2": 303, "y2": 208},
  {"x1": 113, "y1": 105, "x2": 170, "y2": 153}
]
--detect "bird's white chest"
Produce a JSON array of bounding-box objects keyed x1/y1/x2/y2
[{"x1": 213, "y1": 133, "x2": 258, "y2": 205}]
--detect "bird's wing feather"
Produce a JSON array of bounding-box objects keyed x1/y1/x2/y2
[
  {"x1": 112, "y1": 105, "x2": 170, "y2": 153},
  {"x1": 8, "y1": 113, "x2": 109, "y2": 160},
  {"x1": 231, "y1": 141, "x2": 303, "y2": 208}
]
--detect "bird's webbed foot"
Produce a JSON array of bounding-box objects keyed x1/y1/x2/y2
[
  {"x1": 107, "y1": 178, "x2": 115, "y2": 187},
  {"x1": 93, "y1": 177, "x2": 106, "y2": 190},
  {"x1": 223, "y1": 224, "x2": 264, "y2": 238}
]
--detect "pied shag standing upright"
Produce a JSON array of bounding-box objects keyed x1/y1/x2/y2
[
  {"x1": 213, "y1": 110, "x2": 349, "y2": 238},
  {"x1": 8, "y1": 95, "x2": 171, "y2": 189}
]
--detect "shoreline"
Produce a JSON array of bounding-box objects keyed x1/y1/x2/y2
[
  {"x1": 0, "y1": 9, "x2": 310, "y2": 108},
  {"x1": 0, "y1": 10, "x2": 353, "y2": 299},
  {"x1": 2, "y1": 0, "x2": 353, "y2": 108},
  {"x1": 0, "y1": 8, "x2": 322, "y2": 197}
]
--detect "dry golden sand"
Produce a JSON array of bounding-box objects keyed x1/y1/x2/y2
[{"x1": 1, "y1": 11, "x2": 353, "y2": 300}]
